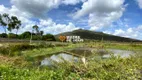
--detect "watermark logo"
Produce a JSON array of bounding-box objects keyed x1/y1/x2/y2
[
  {"x1": 59, "y1": 36, "x2": 66, "y2": 42},
  {"x1": 59, "y1": 36, "x2": 84, "y2": 42}
]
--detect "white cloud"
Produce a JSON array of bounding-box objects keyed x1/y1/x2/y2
[
  {"x1": 62, "y1": 0, "x2": 86, "y2": 5},
  {"x1": 73, "y1": 0, "x2": 125, "y2": 30},
  {"x1": 62, "y1": 0, "x2": 80, "y2": 5},
  {"x1": 89, "y1": 11, "x2": 123, "y2": 30},
  {"x1": 74, "y1": 0, "x2": 125, "y2": 18},
  {"x1": 0, "y1": 5, "x2": 9, "y2": 14},
  {"x1": 113, "y1": 28, "x2": 138, "y2": 38},
  {"x1": 0, "y1": 5, "x2": 34, "y2": 33},
  {"x1": 114, "y1": 28, "x2": 140, "y2": 39},
  {"x1": 0, "y1": 0, "x2": 84, "y2": 34},
  {"x1": 137, "y1": 0, "x2": 142, "y2": 9},
  {"x1": 0, "y1": 5, "x2": 31, "y2": 24},
  {"x1": 10, "y1": 0, "x2": 86, "y2": 18},
  {"x1": 103, "y1": 31, "x2": 112, "y2": 34},
  {"x1": 11, "y1": 0, "x2": 62, "y2": 18},
  {"x1": 137, "y1": 25, "x2": 142, "y2": 30},
  {"x1": 39, "y1": 19, "x2": 79, "y2": 34},
  {"x1": 104, "y1": 27, "x2": 142, "y2": 40},
  {"x1": 0, "y1": 4, "x2": 79, "y2": 34}
]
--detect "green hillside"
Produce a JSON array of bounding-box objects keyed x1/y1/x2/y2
[{"x1": 56, "y1": 29, "x2": 142, "y2": 42}]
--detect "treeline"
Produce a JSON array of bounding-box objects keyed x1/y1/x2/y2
[
  {"x1": 0, "y1": 13, "x2": 56, "y2": 41},
  {"x1": 0, "y1": 32, "x2": 56, "y2": 41}
]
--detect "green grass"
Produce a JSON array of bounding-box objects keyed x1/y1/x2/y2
[
  {"x1": 21, "y1": 43, "x2": 77, "y2": 57},
  {"x1": 104, "y1": 43, "x2": 142, "y2": 51},
  {"x1": 85, "y1": 42, "x2": 142, "y2": 51},
  {"x1": 0, "y1": 53, "x2": 142, "y2": 80},
  {"x1": 0, "y1": 42, "x2": 142, "y2": 80}
]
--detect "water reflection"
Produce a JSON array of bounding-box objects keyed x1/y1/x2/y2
[
  {"x1": 41, "y1": 53, "x2": 78, "y2": 66},
  {"x1": 41, "y1": 49, "x2": 134, "y2": 66},
  {"x1": 102, "y1": 49, "x2": 133, "y2": 58}
]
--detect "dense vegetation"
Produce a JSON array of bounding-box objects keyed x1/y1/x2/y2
[
  {"x1": 0, "y1": 54, "x2": 142, "y2": 80},
  {"x1": 0, "y1": 42, "x2": 142, "y2": 80},
  {"x1": 0, "y1": 13, "x2": 56, "y2": 41},
  {"x1": 0, "y1": 32, "x2": 56, "y2": 41}
]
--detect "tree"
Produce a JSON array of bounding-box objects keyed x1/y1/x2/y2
[
  {"x1": 0, "y1": 33, "x2": 8, "y2": 38},
  {"x1": 7, "y1": 16, "x2": 21, "y2": 34},
  {"x1": 42, "y1": 34, "x2": 56, "y2": 41},
  {"x1": 19, "y1": 31, "x2": 31, "y2": 39},
  {"x1": 39, "y1": 31, "x2": 44, "y2": 39},
  {"x1": 30, "y1": 25, "x2": 39, "y2": 44},
  {"x1": 0, "y1": 13, "x2": 10, "y2": 34},
  {"x1": 33, "y1": 25, "x2": 39, "y2": 35},
  {"x1": 30, "y1": 29, "x2": 33, "y2": 44},
  {"x1": 11, "y1": 16, "x2": 21, "y2": 34},
  {"x1": 40, "y1": 31, "x2": 44, "y2": 36},
  {"x1": 0, "y1": 14, "x2": 1, "y2": 20},
  {"x1": 15, "y1": 20, "x2": 21, "y2": 35},
  {"x1": 8, "y1": 33, "x2": 17, "y2": 39},
  {"x1": 0, "y1": 13, "x2": 21, "y2": 35}
]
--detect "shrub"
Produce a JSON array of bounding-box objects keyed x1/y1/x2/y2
[
  {"x1": 0, "y1": 47, "x2": 9, "y2": 55},
  {"x1": 0, "y1": 44, "x2": 37, "y2": 56},
  {"x1": 19, "y1": 31, "x2": 31, "y2": 39},
  {"x1": 0, "y1": 52, "x2": 142, "y2": 80},
  {"x1": 8, "y1": 33, "x2": 18, "y2": 39},
  {"x1": 0, "y1": 33, "x2": 8, "y2": 38},
  {"x1": 42, "y1": 34, "x2": 56, "y2": 41}
]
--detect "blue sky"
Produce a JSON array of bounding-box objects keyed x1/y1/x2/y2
[{"x1": 0, "y1": 0, "x2": 142, "y2": 40}]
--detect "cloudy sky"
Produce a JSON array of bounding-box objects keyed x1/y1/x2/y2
[{"x1": 0, "y1": 0, "x2": 142, "y2": 40}]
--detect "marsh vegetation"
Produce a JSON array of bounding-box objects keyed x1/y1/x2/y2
[{"x1": 0, "y1": 41, "x2": 142, "y2": 80}]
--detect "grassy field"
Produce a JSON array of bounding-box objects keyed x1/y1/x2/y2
[{"x1": 0, "y1": 41, "x2": 142, "y2": 80}]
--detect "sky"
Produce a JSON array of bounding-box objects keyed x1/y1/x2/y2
[{"x1": 0, "y1": 0, "x2": 142, "y2": 40}]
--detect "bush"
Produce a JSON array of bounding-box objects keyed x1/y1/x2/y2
[
  {"x1": 0, "y1": 43, "x2": 64, "y2": 56},
  {"x1": 0, "y1": 47, "x2": 9, "y2": 55},
  {"x1": 0, "y1": 44, "x2": 38, "y2": 56},
  {"x1": 8, "y1": 33, "x2": 18, "y2": 39},
  {"x1": 19, "y1": 31, "x2": 31, "y2": 39},
  {"x1": 32, "y1": 35, "x2": 41, "y2": 40},
  {"x1": 9, "y1": 44, "x2": 37, "y2": 51},
  {"x1": 42, "y1": 34, "x2": 56, "y2": 41},
  {"x1": 0, "y1": 33, "x2": 8, "y2": 38},
  {"x1": 0, "y1": 55, "x2": 142, "y2": 80}
]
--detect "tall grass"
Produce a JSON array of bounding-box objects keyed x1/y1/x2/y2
[
  {"x1": 0, "y1": 42, "x2": 68, "y2": 56},
  {"x1": 0, "y1": 42, "x2": 142, "y2": 79},
  {"x1": 0, "y1": 53, "x2": 142, "y2": 80}
]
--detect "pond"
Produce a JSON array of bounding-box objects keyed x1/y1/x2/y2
[
  {"x1": 102, "y1": 49, "x2": 134, "y2": 58},
  {"x1": 41, "y1": 53, "x2": 79, "y2": 66},
  {"x1": 41, "y1": 48, "x2": 134, "y2": 66}
]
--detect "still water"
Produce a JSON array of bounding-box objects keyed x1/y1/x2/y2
[{"x1": 41, "y1": 49, "x2": 134, "y2": 66}]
